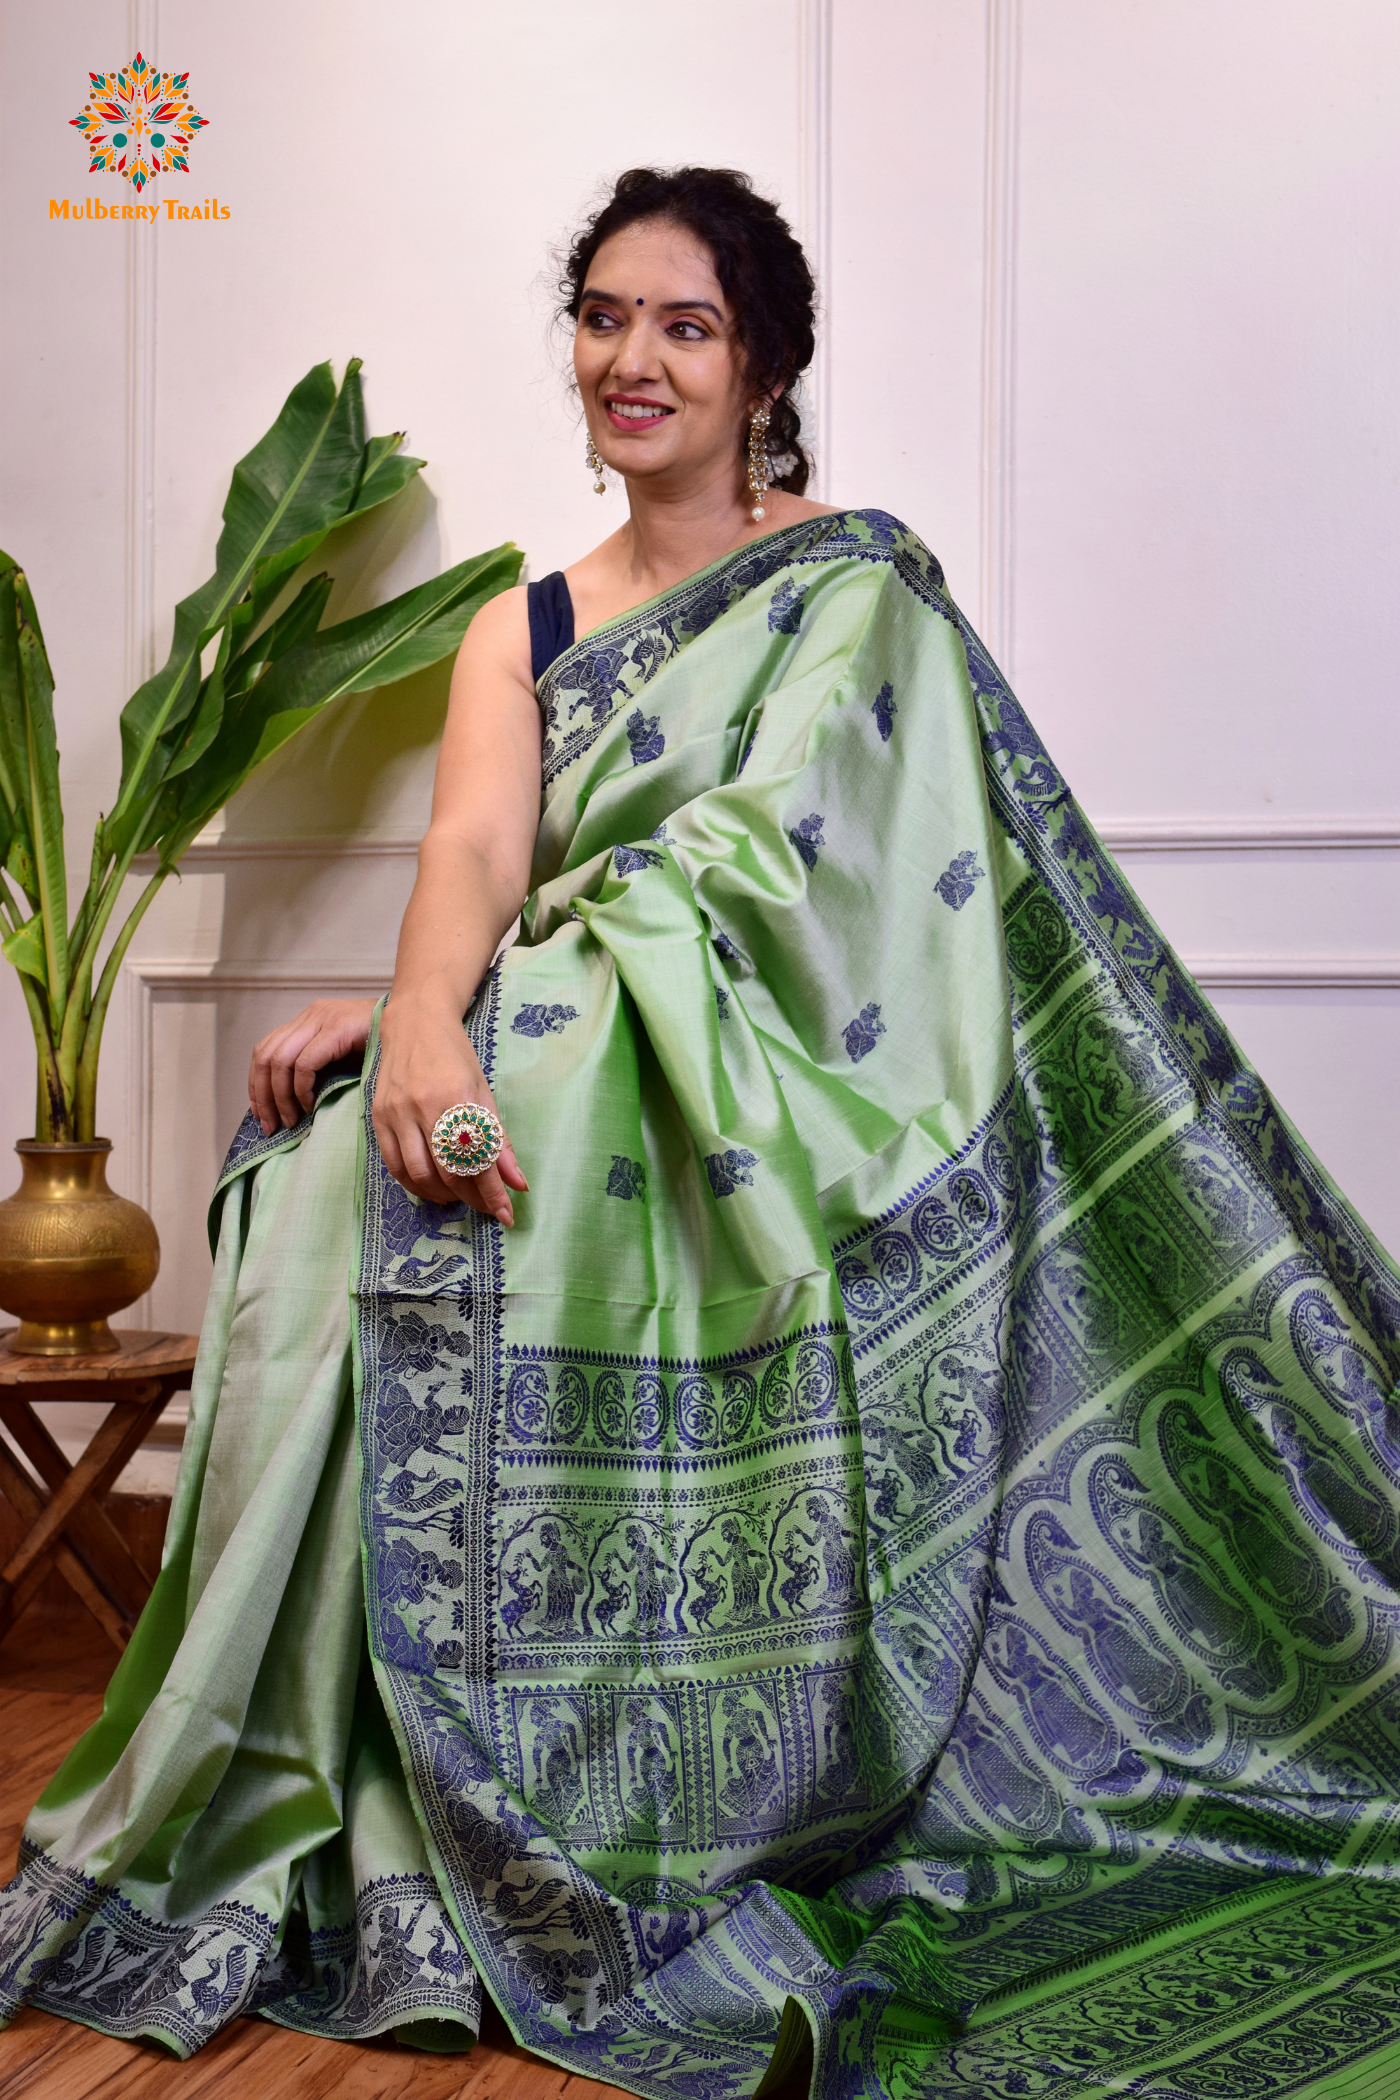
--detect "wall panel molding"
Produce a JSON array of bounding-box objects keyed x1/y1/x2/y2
[
  {"x1": 1100, "y1": 815, "x2": 1400, "y2": 853},
  {"x1": 147, "y1": 813, "x2": 1400, "y2": 870},
  {"x1": 1187, "y1": 957, "x2": 1400, "y2": 989},
  {"x1": 799, "y1": 0, "x2": 833, "y2": 499},
  {"x1": 124, "y1": 0, "x2": 160, "y2": 699},
  {"x1": 136, "y1": 836, "x2": 421, "y2": 865},
  {"x1": 979, "y1": 0, "x2": 1021, "y2": 669}
]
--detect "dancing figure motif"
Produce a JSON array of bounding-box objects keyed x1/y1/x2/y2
[{"x1": 792, "y1": 1495, "x2": 862, "y2": 1608}]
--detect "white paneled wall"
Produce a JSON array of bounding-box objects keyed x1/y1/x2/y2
[{"x1": 0, "y1": 0, "x2": 1396, "y2": 1338}]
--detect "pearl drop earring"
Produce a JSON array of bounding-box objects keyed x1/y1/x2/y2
[{"x1": 747, "y1": 405, "x2": 772, "y2": 522}]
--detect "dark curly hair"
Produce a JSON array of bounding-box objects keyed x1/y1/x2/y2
[{"x1": 560, "y1": 166, "x2": 817, "y2": 496}]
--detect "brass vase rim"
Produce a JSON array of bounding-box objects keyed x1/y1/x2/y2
[{"x1": 16, "y1": 1137, "x2": 113, "y2": 1154}]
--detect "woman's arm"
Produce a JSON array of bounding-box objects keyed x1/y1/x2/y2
[
  {"x1": 374, "y1": 584, "x2": 542, "y2": 1218},
  {"x1": 247, "y1": 584, "x2": 543, "y2": 1222}
]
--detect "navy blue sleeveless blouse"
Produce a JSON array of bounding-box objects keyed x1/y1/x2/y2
[{"x1": 526, "y1": 572, "x2": 575, "y2": 685}]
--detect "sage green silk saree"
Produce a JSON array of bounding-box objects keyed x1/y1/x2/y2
[{"x1": 6, "y1": 509, "x2": 1400, "y2": 2100}]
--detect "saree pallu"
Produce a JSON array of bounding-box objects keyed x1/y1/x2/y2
[{"x1": 4, "y1": 508, "x2": 1400, "y2": 2098}]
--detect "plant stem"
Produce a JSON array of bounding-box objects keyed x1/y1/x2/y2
[
  {"x1": 68, "y1": 829, "x2": 108, "y2": 960},
  {"x1": 14, "y1": 964, "x2": 65, "y2": 1140},
  {"x1": 56, "y1": 826, "x2": 150, "y2": 1112},
  {"x1": 72, "y1": 867, "x2": 169, "y2": 1141}
]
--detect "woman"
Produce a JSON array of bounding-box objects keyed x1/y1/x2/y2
[{"x1": 4, "y1": 165, "x2": 1400, "y2": 2100}]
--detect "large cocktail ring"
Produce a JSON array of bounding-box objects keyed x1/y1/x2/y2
[{"x1": 430, "y1": 1102, "x2": 506, "y2": 1178}]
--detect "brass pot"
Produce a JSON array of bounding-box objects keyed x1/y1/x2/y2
[{"x1": 0, "y1": 1141, "x2": 160, "y2": 1356}]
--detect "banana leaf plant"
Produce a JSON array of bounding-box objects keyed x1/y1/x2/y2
[{"x1": 0, "y1": 358, "x2": 521, "y2": 1142}]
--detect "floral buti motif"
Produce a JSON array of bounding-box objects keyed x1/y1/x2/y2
[
  {"x1": 936, "y1": 850, "x2": 986, "y2": 911},
  {"x1": 607, "y1": 1157, "x2": 647, "y2": 1202},
  {"x1": 614, "y1": 843, "x2": 665, "y2": 876},
  {"x1": 843, "y1": 1004, "x2": 886, "y2": 1063},
  {"x1": 511, "y1": 1004, "x2": 579, "y2": 1038},
  {"x1": 625, "y1": 708, "x2": 665, "y2": 765},
  {"x1": 705, "y1": 1149, "x2": 759, "y2": 1198},
  {"x1": 768, "y1": 579, "x2": 804, "y2": 634},
  {"x1": 787, "y1": 814, "x2": 825, "y2": 870}
]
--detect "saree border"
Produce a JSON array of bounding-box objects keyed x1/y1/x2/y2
[
  {"x1": 950, "y1": 596, "x2": 1400, "y2": 1372},
  {"x1": 536, "y1": 509, "x2": 929, "y2": 792},
  {"x1": 208, "y1": 1050, "x2": 366, "y2": 1243}
]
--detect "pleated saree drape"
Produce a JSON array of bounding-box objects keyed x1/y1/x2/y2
[{"x1": 5, "y1": 509, "x2": 1400, "y2": 2099}]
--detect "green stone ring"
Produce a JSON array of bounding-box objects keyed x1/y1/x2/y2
[{"x1": 429, "y1": 1101, "x2": 506, "y2": 1178}]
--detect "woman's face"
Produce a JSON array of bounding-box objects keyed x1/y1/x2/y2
[{"x1": 573, "y1": 218, "x2": 752, "y2": 493}]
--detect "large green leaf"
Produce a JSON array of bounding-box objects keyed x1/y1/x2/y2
[
  {"x1": 148, "y1": 542, "x2": 521, "y2": 867},
  {"x1": 352, "y1": 434, "x2": 425, "y2": 515},
  {"x1": 132, "y1": 574, "x2": 335, "y2": 857},
  {"x1": 103, "y1": 360, "x2": 369, "y2": 858},
  {"x1": 250, "y1": 547, "x2": 521, "y2": 721},
  {"x1": 0, "y1": 557, "x2": 32, "y2": 876},
  {"x1": 12, "y1": 572, "x2": 67, "y2": 1008},
  {"x1": 222, "y1": 572, "x2": 334, "y2": 701},
  {"x1": 1, "y1": 911, "x2": 45, "y2": 979},
  {"x1": 156, "y1": 625, "x2": 233, "y2": 790},
  {"x1": 101, "y1": 382, "x2": 431, "y2": 869}
]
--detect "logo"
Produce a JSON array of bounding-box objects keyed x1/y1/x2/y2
[{"x1": 69, "y1": 52, "x2": 206, "y2": 194}]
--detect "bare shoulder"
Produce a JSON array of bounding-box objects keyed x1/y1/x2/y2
[
  {"x1": 766, "y1": 495, "x2": 845, "y2": 522},
  {"x1": 561, "y1": 525, "x2": 629, "y2": 591},
  {"x1": 452, "y1": 580, "x2": 532, "y2": 689}
]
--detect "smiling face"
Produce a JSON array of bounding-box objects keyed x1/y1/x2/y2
[{"x1": 573, "y1": 218, "x2": 758, "y2": 498}]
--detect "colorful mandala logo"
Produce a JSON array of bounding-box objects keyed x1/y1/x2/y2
[{"x1": 70, "y1": 53, "x2": 207, "y2": 194}]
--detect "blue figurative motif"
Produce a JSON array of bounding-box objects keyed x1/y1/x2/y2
[
  {"x1": 626, "y1": 708, "x2": 665, "y2": 765},
  {"x1": 614, "y1": 843, "x2": 665, "y2": 876},
  {"x1": 511, "y1": 1004, "x2": 579, "y2": 1038},
  {"x1": 842, "y1": 1004, "x2": 886, "y2": 1062},
  {"x1": 935, "y1": 849, "x2": 985, "y2": 910},
  {"x1": 518, "y1": 1523, "x2": 587, "y2": 1638},
  {"x1": 787, "y1": 814, "x2": 825, "y2": 870},
  {"x1": 871, "y1": 681, "x2": 897, "y2": 742},
  {"x1": 717, "y1": 1690, "x2": 782, "y2": 1822},
  {"x1": 714, "y1": 985, "x2": 731, "y2": 1022},
  {"x1": 606, "y1": 1157, "x2": 647, "y2": 1202},
  {"x1": 704, "y1": 1150, "x2": 759, "y2": 1198},
  {"x1": 768, "y1": 579, "x2": 804, "y2": 634}
]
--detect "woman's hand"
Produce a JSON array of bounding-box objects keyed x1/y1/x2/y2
[
  {"x1": 249, "y1": 997, "x2": 378, "y2": 1136},
  {"x1": 372, "y1": 997, "x2": 528, "y2": 1223}
]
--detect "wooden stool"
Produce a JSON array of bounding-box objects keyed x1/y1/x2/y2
[{"x1": 0, "y1": 1329, "x2": 198, "y2": 1652}]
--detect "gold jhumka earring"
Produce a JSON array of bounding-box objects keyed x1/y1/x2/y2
[
  {"x1": 586, "y1": 436, "x2": 607, "y2": 494},
  {"x1": 747, "y1": 404, "x2": 772, "y2": 522}
]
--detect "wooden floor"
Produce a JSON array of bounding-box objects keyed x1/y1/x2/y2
[{"x1": 0, "y1": 1589, "x2": 641, "y2": 2100}]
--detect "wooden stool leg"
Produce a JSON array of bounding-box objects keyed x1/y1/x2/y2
[
  {"x1": 0, "y1": 1331, "x2": 198, "y2": 1656},
  {"x1": 0, "y1": 1439, "x2": 129, "y2": 1650},
  {"x1": 0, "y1": 1384, "x2": 161, "y2": 1593},
  {"x1": 0, "y1": 1401, "x2": 159, "y2": 1620}
]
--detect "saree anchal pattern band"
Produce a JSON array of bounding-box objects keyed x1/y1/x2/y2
[{"x1": 3, "y1": 510, "x2": 1400, "y2": 2100}]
